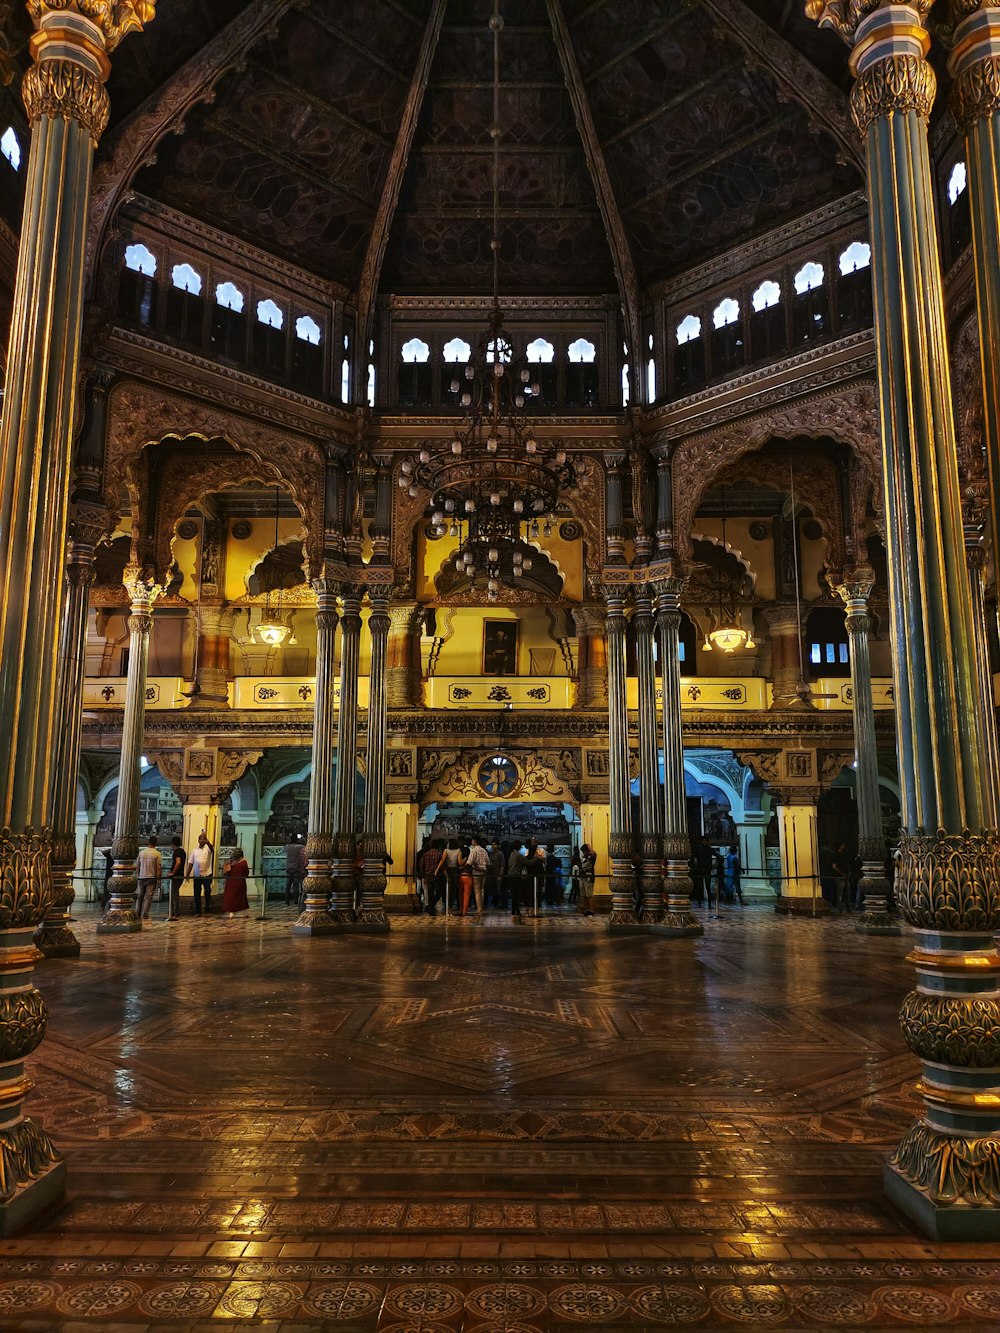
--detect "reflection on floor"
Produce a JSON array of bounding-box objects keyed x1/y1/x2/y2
[{"x1": 4, "y1": 904, "x2": 1000, "y2": 1328}]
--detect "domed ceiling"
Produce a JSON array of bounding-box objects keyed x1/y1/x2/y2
[{"x1": 3, "y1": 0, "x2": 864, "y2": 299}]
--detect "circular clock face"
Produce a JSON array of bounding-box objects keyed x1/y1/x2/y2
[{"x1": 478, "y1": 755, "x2": 518, "y2": 798}]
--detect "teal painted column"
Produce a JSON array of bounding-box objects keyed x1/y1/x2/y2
[
  {"x1": 330, "y1": 595, "x2": 362, "y2": 923},
  {"x1": 357, "y1": 595, "x2": 391, "y2": 932},
  {"x1": 811, "y1": 0, "x2": 1000, "y2": 1239},
  {"x1": 633, "y1": 590, "x2": 662, "y2": 923},
  {"x1": 0, "y1": 0, "x2": 155, "y2": 1233},
  {"x1": 604, "y1": 590, "x2": 638, "y2": 930},
  {"x1": 292, "y1": 580, "x2": 339, "y2": 936}
]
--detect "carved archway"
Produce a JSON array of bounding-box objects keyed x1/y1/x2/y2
[
  {"x1": 671, "y1": 381, "x2": 880, "y2": 565},
  {"x1": 418, "y1": 748, "x2": 581, "y2": 807}
]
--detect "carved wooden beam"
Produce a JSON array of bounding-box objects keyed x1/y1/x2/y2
[
  {"x1": 86, "y1": 0, "x2": 304, "y2": 294},
  {"x1": 354, "y1": 0, "x2": 447, "y2": 402},
  {"x1": 545, "y1": 0, "x2": 643, "y2": 395},
  {"x1": 702, "y1": 0, "x2": 864, "y2": 173}
]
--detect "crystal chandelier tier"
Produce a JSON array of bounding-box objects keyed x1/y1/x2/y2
[{"x1": 397, "y1": 0, "x2": 574, "y2": 603}]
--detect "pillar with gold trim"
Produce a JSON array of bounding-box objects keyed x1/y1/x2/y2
[
  {"x1": 654, "y1": 576, "x2": 702, "y2": 936},
  {"x1": 836, "y1": 567, "x2": 898, "y2": 934},
  {"x1": 0, "y1": 0, "x2": 156, "y2": 1233},
  {"x1": 386, "y1": 603, "x2": 423, "y2": 709},
  {"x1": 98, "y1": 569, "x2": 160, "y2": 933},
  {"x1": 358, "y1": 593, "x2": 391, "y2": 931},
  {"x1": 293, "y1": 580, "x2": 339, "y2": 934},
  {"x1": 604, "y1": 589, "x2": 639, "y2": 929},
  {"x1": 330, "y1": 593, "x2": 362, "y2": 922},
  {"x1": 633, "y1": 590, "x2": 663, "y2": 921},
  {"x1": 810, "y1": 0, "x2": 1000, "y2": 1238}
]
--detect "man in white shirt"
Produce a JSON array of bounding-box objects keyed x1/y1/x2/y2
[
  {"x1": 135, "y1": 837, "x2": 162, "y2": 921},
  {"x1": 185, "y1": 832, "x2": 215, "y2": 916},
  {"x1": 466, "y1": 835, "x2": 489, "y2": 920}
]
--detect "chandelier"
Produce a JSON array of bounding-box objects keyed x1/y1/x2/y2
[
  {"x1": 398, "y1": 1, "x2": 573, "y2": 603},
  {"x1": 703, "y1": 484, "x2": 754, "y2": 654},
  {"x1": 256, "y1": 485, "x2": 291, "y2": 647}
]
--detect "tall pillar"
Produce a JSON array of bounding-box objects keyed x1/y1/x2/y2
[
  {"x1": 604, "y1": 591, "x2": 638, "y2": 928},
  {"x1": 386, "y1": 603, "x2": 423, "y2": 708},
  {"x1": 655, "y1": 579, "x2": 702, "y2": 936},
  {"x1": 331, "y1": 594, "x2": 362, "y2": 921},
  {"x1": 0, "y1": 0, "x2": 157, "y2": 1232},
  {"x1": 358, "y1": 595, "x2": 391, "y2": 931},
  {"x1": 36, "y1": 524, "x2": 97, "y2": 958},
  {"x1": 293, "y1": 581, "x2": 338, "y2": 935},
  {"x1": 773, "y1": 791, "x2": 822, "y2": 912},
  {"x1": 837, "y1": 568, "x2": 898, "y2": 934},
  {"x1": 633, "y1": 591, "x2": 662, "y2": 921},
  {"x1": 963, "y1": 490, "x2": 1000, "y2": 826},
  {"x1": 74, "y1": 809, "x2": 100, "y2": 899},
  {"x1": 734, "y1": 812, "x2": 772, "y2": 902},
  {"x1": 572, "y1": 605, "x2": 609, "y2": 710},
  {"x1": 764, "y1": 605, "x2": 808, "y2": 708},
  {"x1": 98, "y1": 570, "x2": 160, "y2": 933},
  {"x1": 949, "y1": 1, "x2": 1000, "y2": 670},
  {"x1": 189, "y1": 605, "x2": 233, "y2": 708},
  {"x1": 605, "y1": 455, "x2": 627, "y2": 565},
  {"x1": 811, "y1": 0, "x2": 1000, "y2": 1237}
]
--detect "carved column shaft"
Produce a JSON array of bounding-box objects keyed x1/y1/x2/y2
[
  {"x1": 604, "y1": 593, "x2": 636, "y2": 926},
  {"x1": 656, "y1": 583, "x2": 702, "y2": 937},
  {"x1": 605, "y1": 456, "x2": 626, "y2": 564},
  {"x1": 811, "y1": 0, "x2": 1000, "y2": 1239},
  {"x1": 293, "y1": 583, "x2": 338, "y2": 934},
  {"x1": 386, "y1": 603, "x2": 422, "y2": 708},
  {"x1": 190, "y1": 605, "x2": 233, "y2": 707},
  {"x1": 964, "y1": 525, "x2": 1000, "y2": 826},
  {"x1": 950, "y1": 3, "x2": 1000, "y2": 707},
  {"x1": 655, "y1": 456, "x2": 672, "y2": 555},
  {"x1": 99, "y1": 576, "x2": 159, "y2": 934},
  {"x1": 633, "y1": 594, "x2": 662, "y2": 922},
  {"x1": 572, "y1": 605, "x2": 608, "y2": 710},
  {"x1": 331, "y1": 596, "x2": 362, "y2": 921},
  {"x1": 36, "y1": 535, "x2": 97, "y2": 959},
  {"x1": 839, "y1": 572, "x2": 897, "y2": 933},
  {"x1": 358, "y1": 597, "x2": 391, "y2": 929}
]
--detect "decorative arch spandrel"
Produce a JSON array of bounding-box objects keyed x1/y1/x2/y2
[{"x1": 103, "y1": 379, "x2": 324, "y2": 579}]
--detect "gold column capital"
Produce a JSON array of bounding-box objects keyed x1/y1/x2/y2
[
  {"x1": 23, "y1": 0, "x2": 157, "y2": 143},
  {"x1": 946, "y1": 4, "x2": 1000, "y2": 130},
  {"x1": 807, "y1": 0, "x2": 934, "y2": 41},
  {"x1": 835, "y1": 563, "x2": 876, "y2": 610}
]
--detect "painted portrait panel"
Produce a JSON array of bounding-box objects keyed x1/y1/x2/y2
[{"x1": 482, "y1": 620, "x2": 518, "y2": 676}]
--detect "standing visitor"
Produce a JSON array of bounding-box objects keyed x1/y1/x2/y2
[
  {"x1": 725, "y1": 845, "x2": 743, "y2": 904},
  {"x1": 420, "y1": 839, "x2": 444, "y2": 917},
  {"x1": 135, "y1": 836, "x2": 161, "y2": 921},
  {"x1": 167, "y1": 836, "x2": 185, "y2": 920},
  {"x1": 186, "y1": 831, "x2": 215, "y2": 916},
  {"x1": 221, "y1": 847, "x2": 250, "y2": 917},
  {"x1": 435, "y1": 839, "x2": 463, "y2": 915},
  {"x1": 486, "y1": 840, "x2": 505, "y2": 909},
  {"x1": 101, "y1": 846, "x2": 113, "y2": 908},
  {"x1": 284, "y1": 834, "x2": 304, "y2": 905},
  {"x1": 507, "y1": 842, "x2": 526, "y2": 923},
  {"x1": 466, "y1": 835, "x2": 488, "y2": 921},
  {"x1": 578, "y1": 843, "x2": 596, "y2": 913}
]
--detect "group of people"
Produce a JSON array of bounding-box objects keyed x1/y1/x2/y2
[
  {"x1": 105, "y1": 831, "x2": 251, "y2": 920},
  {"x1": 818, "y1": 842, "x2": 895, "y2": 914},
  {"x1": 689, "y1": 836, "x2": 743, "y2": 907},
  {"x1": 416, "y1": 838, "x2": 597, "y2": 922}
]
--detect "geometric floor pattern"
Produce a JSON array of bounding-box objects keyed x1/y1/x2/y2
[{"x1": 4, "y1": 903, "x2": 1000, "y2": 1328}]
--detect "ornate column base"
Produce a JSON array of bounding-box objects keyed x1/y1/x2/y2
[
  {"x1": 652, "y1": 847, "x2": 704, "y2": 938},
  {"x1": 291, "y1": 853, "x2": 339, "y2": 936},
  {"x1": 328, "y1": 838, "x2": 358, "y2": 925},
  {"x1": 0, "y1": 1119, "x2": 66, "y2": 1238},
  {"x1": 96, "y1": 839, "x2": 141, "y2": 934},
  {"x1": 855, "y1": 858, "x2": 899, "y2": 936},
  {"x1": 639, "y1": 842, "x2": 663, "y2": 923},
  {"x1": 886, "y1": 828, "x2": 1000, "y2": 1239},
  {"x1": 34, "y1": 838, "x2": 80, "y2": 958}
]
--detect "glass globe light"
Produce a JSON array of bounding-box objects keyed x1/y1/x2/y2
[
  {"x1": 531, "y1": 381, "x2": 540, "y2": 396},
  {"x1": 525, "y1": 438, "x2": 537, "y2": 454},
  {"x1": 513, "y1": 499, "x2": 524, "y2": 514},
  {"x1": 455, "y1": 558, "x2": 465, "y2": 572},
  {"x1": 488, "y1": 548, "x2": 499, "y2": 563},
  {"x1": 513, "y1": 565, "x2": 523, "y2": 577},
  {"x1": 419, "y1": 449, "x2": 431, "y2": 463},
  {"x1": 408, "y1": 484, "x2": 419, "y2": 498},
  {"x1": 451, "y1": 439, "x2": 462, "y2": 455},
  {"x1": 444, "y1": 498, "x2": 455, "y2": 512},
  {"x1": 487, "y1": 436, "x2": 498, "y2": 453},
  {"x1": 490, "y1": 492, "x2": 500, "y2": 506},
  {"x1": 520, "y1": 367, "x2": 530, "y2": 383},
  {"x1": 708, "y1": 625, "x2": 748, "y2": 653},
  {"x1": 256, "y1": 619, "x2": 289, "y2": 647},
  {"x1": 461, "y1": 392, "x2": 471, "y2": 407},
  {"x1": 450, "y1": 378, "x2": 460, "y2": 393},
  {"x1": 465, "y1": 364, "x2": 475, "y2": 379},
  {"x1": 401, "y1": 460, "x2": 412, "y2": 474},
  {"x1": 493, "y1": 363, "x2": 504, "y2": 378},
  {"x1": 515, "y1": 395, "x2": 524, "y2": 408},
  {"x1": 432, "y1": 510, "x2": 444, "y2": 525},
  {"x1": 512, "y1": 550, "x2": 523, "y2": 564},
  {"x1": 465, "y1": 499, "x2": 475, "y2": 512},
  {"x1": 523, "y1": 558, "x2": 533, "y2": 571},
  {"x1": 555, "y1": 449, "x2": 566, "y2": 465}
]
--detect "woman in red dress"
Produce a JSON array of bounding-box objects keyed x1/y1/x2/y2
[{"x1": 221, "y1": 848, "x2": 250, "y2": 916}]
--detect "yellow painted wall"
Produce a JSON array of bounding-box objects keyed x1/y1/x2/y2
[
  {"x1": 225, "y1": 517, "x2": 306, "y2": 603},
  {"x1": 432, "y1": 606, "x2": 571, "y2": 676}
]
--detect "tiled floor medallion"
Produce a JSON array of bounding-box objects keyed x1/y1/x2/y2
[
  {"x1": 136, "y1": 1280, "x2": 226, "y2": 1317},
  {"x1": 872, "y1": 1284, "x2": 957, "y2": 1322},
  {"x1": 792, "y1": 1283, "x2": 878, "y2": 1324},
  {"x1": 215, "y1": 1279, "x2": 306, "y2": 1318},
  {"x1": 709, "y1": 1282, "x2": 792, "y2": 1323},
  {"x1": 547, "y1": 1282, "x2": 629, "y2": 1321},
  {"x1": 629, "y1": 1282, "x2": 712, "y2": 1323},
  {"x1": 54, "y1": 1279, "x2": 142, "y2": 1317},
  {"x1": 300, "y1": 1279, "x2": 384, "y2": 1319},
  {"x1": 383, "y1": 1281, "x2": 464, "y2": 1318},
  {"x1": 464, "y1": 1280, "x2": 547, "y2": 1319}
]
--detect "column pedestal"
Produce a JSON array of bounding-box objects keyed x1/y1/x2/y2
[
  {"x1": 773, "y1": 793, "x2": 825, "y2": 915},
  {"x1": 604, "y1": 592, "x2": 641, "y2": 932},
  {"x1": 294, "y1": 583, "x2": 339, "y2": 935},
  {"x1": 357, "y1": 596, "x2": 390, "y2": 932}
]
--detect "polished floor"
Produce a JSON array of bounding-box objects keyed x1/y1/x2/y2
[{"x1": 4, "y1": 902, "x2": 1000, "y2": 1330}]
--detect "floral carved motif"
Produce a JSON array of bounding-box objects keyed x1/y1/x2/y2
[
  {"x1": 890, "y1": 1120, "x2": 1000, "y2": 1206},
  {"x1": 896, "y1": 828, "x2": 1000, "y2": 932},
  {"x1": 900, "y1": 990, "x2": 1000, "y2": 1068}
]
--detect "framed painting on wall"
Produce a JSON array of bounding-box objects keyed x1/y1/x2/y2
[{"x1": 482, "y1": 620, "x2": 518, "y2": 676}]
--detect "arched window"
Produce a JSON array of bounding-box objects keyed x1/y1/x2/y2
[
  {"x1": 441, "y1": 337, "x2": 471, "y2": 402},
  {"x1": 948, "y1": 160, "x2": 971, "y2": 256},
  {"x1": 749, "y1": 279, "x2": 785, "y2": 364},
  {"x1": 711, "y1": 298, "x2": 743, "y2": 377},
  {"x1": 674, "y1": 315, "x2": 705, "y2": 393},
  {"x1": 838, "y1": 241, "x2": 871, "y2": 275},
  {"x1": 566, "y1": 338, "x2": 598, "y2": 407},
  {"x1": 751, "y1": 280, "x2": 781, "y2": 311},
  {"x1": 647, "y1": 357, "x2": 657, "y2": 403},
  {"x1": 793, "y1": 261, "x2": 825, "y2": 294},
  {"x1": 211, "y1": 280, "x2": 247, "y2": 362},
  {"x1": 400, "y1": 337, "x2": 430, "y2": 362},
  {"x1": 443, "y1": 336, "x2": 471, "y2": 362},
  {"x1": 621, "y1": 363, "x2": 630, "y2": 406},
  {"x1": 837, "y1": 242, "x2": 873, "y2": 334},
  {"x1": 341, "y1": 358, "x2": 351, "y2": 404},
  {"x1": 295, "y1": 314, "x2": 321, "y2": 345},
  {"x1": 399, "y1": 337, "x2": 431, "y2": 407},
  {"x1": 292, "y1": 316, "x2": 323, "y2": 394},
  {"x1": 525, "y1": 337, "x2": 556, "y2": 406},
  {"x1": 525, "y1": 337, "x2": 555, "y2": 362},
  {"x1": 165, "y1": 262, "x2": 203, "y2": 345},
  {"x1": 1, "y1": 127, "x2": 20, "y2": 171},
  {"x1": 792, "y1": 261, "x2": 829, "y2": 345},
  {"x1": 124, "y1": 243, "x2": 157, "y2": 276},
  {"x1": 367, "y1": 363, "x2": 376, "y2": 408},
  {"x1": 252, "y1": 298, "x2": 286, "y2": 379},
  {"x1": 256, "y1": 298, "x2": 284, "y2": 329},
  {"x1": 120, "y1": 243, "x2": 158, "y2": 328}
]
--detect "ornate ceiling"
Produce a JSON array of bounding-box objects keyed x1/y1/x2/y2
[{"x1": 3, "y1": 0, "x2": 865, "y2": 300}]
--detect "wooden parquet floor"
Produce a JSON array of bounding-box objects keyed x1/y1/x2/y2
[{"x1": 4, "y1": 903, "x2": 999, "y2": 1329}]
